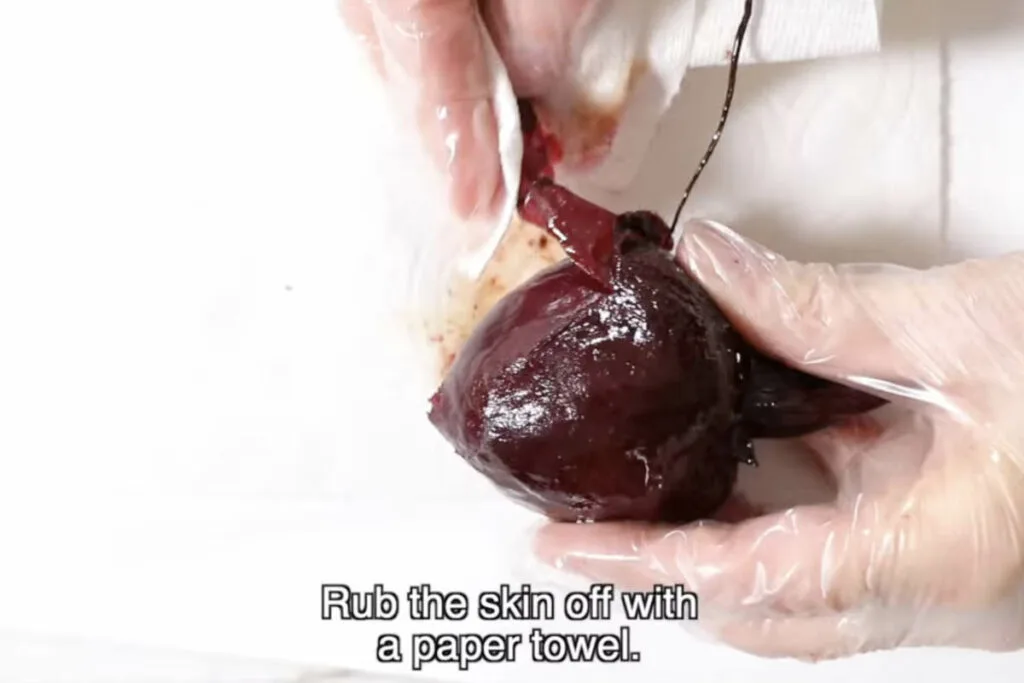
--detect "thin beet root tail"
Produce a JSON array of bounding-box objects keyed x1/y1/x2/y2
[
  {"x1": 741, "y1": 351, "x2": 888, "y2": 440},
  {"x1": 669, "y1": 0, "x2": 753, "y2": 235}
]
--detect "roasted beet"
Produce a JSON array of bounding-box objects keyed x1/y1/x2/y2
[
  {"x1": 428, "y1": 210, "x2": 746, "y2": 522},
  {"x1": 427, "y1": 206, "x2": 884, "y2": 523},
  {"x1": 427, "y1": 1, "x2": 884, "y2": 523}
]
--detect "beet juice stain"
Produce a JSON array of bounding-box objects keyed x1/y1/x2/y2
[{"x1": 428, "y1": 0, "x2": 885, "y2": 524}]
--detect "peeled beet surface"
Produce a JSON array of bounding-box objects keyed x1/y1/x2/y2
[{"x1": 427, "y1": 101, "x2": 885, "y2": 524}]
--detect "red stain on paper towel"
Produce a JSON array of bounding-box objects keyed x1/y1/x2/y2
[
  {"x1": 540, "y1": 60, "x2": 650, "y2": 171},
  {"x1": 426, "y1": 214, "x2": 566, "y2": 378},
  {"x1": 423, "y1": 62, "x2": 651, "y2": 379}
]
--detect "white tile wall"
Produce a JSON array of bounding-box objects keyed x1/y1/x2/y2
[{"x1": 945, "y1": 0, "x2": 1024, "y2": 258}]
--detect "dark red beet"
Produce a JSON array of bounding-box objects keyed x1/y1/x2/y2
[
  {"x1": 428, "y1": 212, "x2": 748, "y2": 522},
  {"x1": 427, "y1": 91, "x2": 885, "y2": 524}
]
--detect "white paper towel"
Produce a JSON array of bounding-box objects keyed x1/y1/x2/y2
[
  {"x1": 523, "y1": 0, "x2": 885, "y2": 191},
  {"x1": 690, "y1": 0, "x2": 885, "y2": 67},
  {"x1": 428, "y1": 0, "x2": 887, "y2": 380},
  {"x1": 453, "y1": 0, "x2": 885, "y2": 283}
]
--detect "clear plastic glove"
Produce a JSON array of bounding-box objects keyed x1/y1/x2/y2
[
  {"x1": 339, "y1": 0, "x2": 590, "y2": 221},
  {"x1": 536, "y1": 218, "x2": 1024, "y2": 660}
]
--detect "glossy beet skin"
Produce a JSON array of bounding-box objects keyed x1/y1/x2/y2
[{"x1": 427, "y1": 101, "x2": 885, "y2": 524}]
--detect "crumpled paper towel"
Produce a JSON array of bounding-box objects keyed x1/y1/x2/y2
[
  {"x1": 471, "y1": 0, "x2": 885, "y2": 271},
  {"x1": 690, "y1": 0, "x2": 885, "y2": 67},
  {"x1": 427, "y1": 0, "x2": 885, "y2": 387},
  {"x1": 528, "y1": 0, "x2": 886, "y2": 195}
]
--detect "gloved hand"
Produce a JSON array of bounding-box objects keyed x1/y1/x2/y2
[
  {"x1": 339, "y1": 0, "x2": 588, "y2": 220},
  {"x1": 536, "y1": 218, "x2": 1024, "y2": 660}
]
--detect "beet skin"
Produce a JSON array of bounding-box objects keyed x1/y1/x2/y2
[{"x1": 426, "y1": 102, "x2": 884, "y2": 524}]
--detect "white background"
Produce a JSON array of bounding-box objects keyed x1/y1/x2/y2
[{"x1": 2, "y1": 0, "x2": 1024, "y2": 681}]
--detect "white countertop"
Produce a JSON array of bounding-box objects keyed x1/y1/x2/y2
[{"x1": 3, "y1": 0, "x2": 1024, "y2": 681}]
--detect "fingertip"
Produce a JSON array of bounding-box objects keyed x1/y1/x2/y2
[
  {"x1": 532, "y1": 521, "x2": 671, "y2": 591},
  {"x1": 532, "y1": 520, "x2": 644, "y2": 566},
  {"x1": 677, "y1": 218, "x2": 766, "y2": 297},
  {"x1": 715, "y1": 615, "x2": 869, "y2": 661},
  {"x1": 421, "y1": 98, "x2": 502, "y2": 221},
  {"x1": 338, "y1": 0, "x2": 385, "y2": 78},
  {"x1": 676, "y1": 219, "x2": 791, "y2": 360},
  {"x1": 680, "y1": 217, "x2": 743, "y2": 241},
  {"x1": 531, "y1": 521, "x2": 571, "y2": 568},
  {"x1": 677, "y1": 220, "x2": 853, "y2": 375}
]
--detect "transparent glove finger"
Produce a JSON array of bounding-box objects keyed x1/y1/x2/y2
[
  {"x1": 534, "y1": 504, "x2": 881, "y2": 619},
  {"x1": 679, "y1": 220, "x2": 1024, "y2": 396},
  {"x1": 535, "y1": 414, "x2": 1024, "y2": 624},
  {"x1": 534, "y1": 521, "x2": 676, "y2": 593},
  {"x1": 678, "y1": 218, "x2": 929, "y2": 383},
  {"x1": 339, "y1": 0, "x2": 385, "y2": 77},
  {"x1": 532, "y1": 496, "x2": 765, "y2": 593},
  {"x1": 799, "y1": 410, "x2": 930, "y2": 498},
  {"x1": 878, "y1": 435, "x2": 1024, "y2": 611},
  {"x1": 371, "y1": 0, "x2": 490, "y2": 98},
  {"x1": 781, "y1": 425, "x2": 1022, "y2": 616},
  {"x1": 413, "y1": 95, "x2": 502, "y2": 219},
  {"x1": 896, "y1": 587, "x2": 1024, "y2": 652},
  {"x1": 714, "y1": 593, "x2": 1024, "y2": 659},
  {"x1": 367, "y1": 0, "x2": 502, "y2": 219},
  {"x1": 481, "y1": 0, "x2": 595, "y2": 97},
  {"x1": 714, "y1": 611, "x2": 894, "y2": 661},
  {"x1": 798, "y1": 413, "x2": 888, "y2": 487}
]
